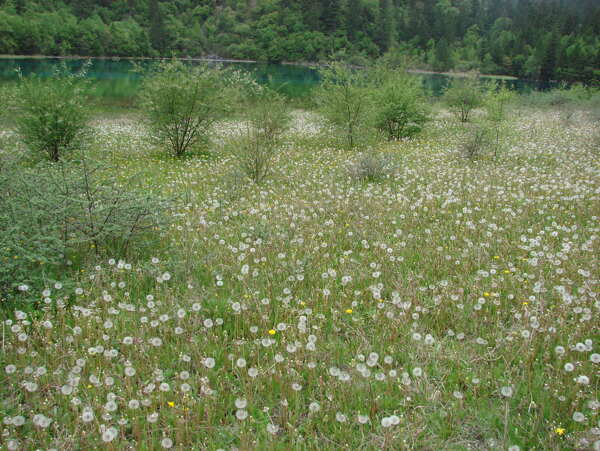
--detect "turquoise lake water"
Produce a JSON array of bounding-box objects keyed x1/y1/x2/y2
[{"x1": 0, "y1": 58, "x2": 554, "y2": 100}]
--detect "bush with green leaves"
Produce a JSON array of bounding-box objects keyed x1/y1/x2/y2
[
  {"x1": 230, "y1": 90, "x2": 290, "y2": 184},
  {"x1": 141, "y1": 61, "x2": 229, "y2": 157},
  {"x1": 444, "y1": 75, "x2": 484, "y2": 123},
  {"x1": 371, "y1": 69, "x2": 429, "y2": 140},
  {"x1": 14, "y1": 63, "x2": 91, "y2": 161},
  {"x1": 316, "y1": 62, "x2": 372, "y2": 149},
  {"x1": 0, "y1": 154, "x2": 167, "y2": 305}
]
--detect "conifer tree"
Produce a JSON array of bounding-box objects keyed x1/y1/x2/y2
[{"x1": 149, "y1": 0, "x2": 165, "y2": 55}]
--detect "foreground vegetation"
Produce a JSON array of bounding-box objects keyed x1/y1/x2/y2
[{"x1": 0, "y1": 66, "x2": 599, "y2": 450}]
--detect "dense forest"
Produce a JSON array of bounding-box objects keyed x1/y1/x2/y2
[{"x1": 0, "y1": 0, "x2": 599, "y2": 82}]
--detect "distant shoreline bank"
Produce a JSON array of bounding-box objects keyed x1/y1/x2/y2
[
  {"x1": 407, "y1": 69, "x2": 519, "y2": 81},
  {"x1": 0, "y1": 54, "x2": 261, "y2": 64},
  {"x1": 3, "y1": 55, "x2": 558, "y2": 85},
  {"x1": 0, "y1": 54, "x2": 520, "y2": 80}
]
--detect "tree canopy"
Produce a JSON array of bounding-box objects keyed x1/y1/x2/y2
[{"x1": 0, "y1": 0, "x2": 598, "y2": 82}]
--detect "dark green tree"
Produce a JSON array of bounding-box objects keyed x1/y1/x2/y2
[
  {"x1": 375, "y1": 0, "x2": 395, "y2": 52},
  {"x1": 540, "y1": 32, "x2": 558, "y2": 82},
  {"x1": 149, "y1": 0, "x2": 165, "y2": 55},
  {"x1": 345, "y1": 0, "x2": 362, "y2": 42},
  {"x1": 433, "y1": 37, "x2": 452, "y2": 72},
  {"x1": 320, "y1": 0, "x2": 340, "y2": 33}
]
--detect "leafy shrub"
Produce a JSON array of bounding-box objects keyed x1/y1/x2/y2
[
  {"x1": 371, "y1": 69, "x2": 429, "y2": 140},
  {"x1": 14, "y1": 63, "x2": 91, "y2": 161},
  {"x1": 0, "y1": 154, "x2": 167, "y2": 304},
  {"x1": 444, "y1": 75, "x2": 484, "y2": 122},
  {"x1": 0, "y1": 156, "x2": 69, "y2": 299},
  {"x1": 348, "y1": 152, "x2": 394, "y2": 182},
  {"x1": 231, "y1": 90, "x2": 290, "y2": 184},
  {"x1": 141, "y1": 61, "x2": 229, "y2": 157},
  {"x1": 316, "y1": 62, "x2": 372, "y2": 149}
]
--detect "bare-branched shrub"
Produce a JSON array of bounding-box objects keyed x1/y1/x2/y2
[
  {"x1": 591, "y1": 121, "x2": 600, "y2": 154},
  {"x1": 348, "y1": 152, "x2": 394, "y2": 182},
  {"x1": 484, "y1": 83, "x2": 516, "y2": 158},
  {"x1": 461, "y1": 126, "x2": 491, "y2": 160},
  {"x1": 560, "y1": 107, "x2": 576, "y2": 127},
  {"x1": 316, "y1": 62, "x2": 372, "y2": 149},
  {"x1": 231, "y1": 91, "x2": 290, "y2": 184}
]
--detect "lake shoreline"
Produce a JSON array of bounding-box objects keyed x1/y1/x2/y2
[
  {"x1": 0, "y1": 54, "x2": 520, "y2": 80},
  {"x1": 407, "y1": 69, "x2": 519, "y2": 81}
]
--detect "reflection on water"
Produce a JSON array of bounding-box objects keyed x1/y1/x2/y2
[{"x1": 0, "y1": 58, "x2": 555, "y2": 100}]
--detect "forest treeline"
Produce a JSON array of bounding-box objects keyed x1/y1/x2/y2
[{"x1": 0, "y1": 0, "x2": 599, "y2": 83}]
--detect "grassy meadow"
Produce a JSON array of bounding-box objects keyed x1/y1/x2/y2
[{"x1": 0, "y1": 83, "x2": 599, "y2": 450}]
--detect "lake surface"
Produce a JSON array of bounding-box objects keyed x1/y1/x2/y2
[{"x1": 0, "y1": 58, "x2": 554, "y2": 100}]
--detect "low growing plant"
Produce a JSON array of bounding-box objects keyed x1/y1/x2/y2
[
  {"x1": 348, "y1": 152, "x2": 395, "y2": 182},
  {"x1": 0, "y1": 153, "x2": 168, "y2": 306},
  {"x1": 461, "y1": 125, "x2": 491, "y2": 160}
]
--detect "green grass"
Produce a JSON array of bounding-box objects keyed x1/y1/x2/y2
[{"x1": 0, "y1": 104, "x2": 598, "y2": 450}]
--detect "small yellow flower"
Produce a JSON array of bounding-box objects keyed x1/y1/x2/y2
[
  {"x1": 268, "y1": 329, "x2": 276, "y2": 335},
  {"x1": 504, "y1": 270, "x2": 510, "y2": 274},
  {"x1": 484, "y1": 292, "x2": 490, "y2": 297},
  {"x1": 522, "y1": 301, "x2": 528, "y2": 305},
  {"x1": 494, "y1": 256, "x2": 500, "y2": 259},
  {"x1": 168, "y1": 401, "x2": 175, "y2": 407},
  {"x1": 554, "y1": 427, "x2": 565, "y2": 436},
  {"x1": 345, "y1": 309, "x2": 353, "y2": 314}
]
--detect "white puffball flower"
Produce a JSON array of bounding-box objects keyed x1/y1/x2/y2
[{"x1": 501, "y1": 386, "x2": 514, "y2": 398}]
